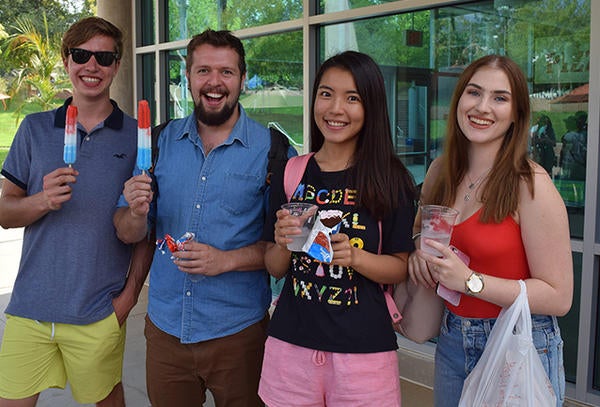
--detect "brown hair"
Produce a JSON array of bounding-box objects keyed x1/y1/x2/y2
[
  {"x1": 185, "y1": 29, "x2": 246, "y2": 76},
  {"x1": 429, "y1": 55, "x2": 534, "y2": 223},
  {"x1": 61, "y1": 17, "x2": 123, "y2": 61}
]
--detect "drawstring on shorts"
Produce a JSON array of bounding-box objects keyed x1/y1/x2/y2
[
  {"x1": 312, "y1": 350, "x2": 326, "y2": 366},
  {"x1": 35, "y1": 320, "x2": 56, "y2": 340}
]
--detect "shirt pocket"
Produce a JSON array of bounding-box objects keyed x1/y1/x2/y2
[{"x1": 220, "y1": 172, "x2": 265, "y2": 215}]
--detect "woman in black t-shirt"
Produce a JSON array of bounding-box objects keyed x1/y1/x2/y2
[{"x1": 259, "y1": 51, "x2": 417, "y2": 407}]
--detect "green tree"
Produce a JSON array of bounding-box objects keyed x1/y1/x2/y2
[
  {"x1": 166, "y1": 0, "x2": 304, "y2": 88},
  {"x1": 353, "y1": 11, "x2": 431, "y2": 68},
  {"x1": 3, "y1": 14, "x2": 70, "y2": 119},
  {"x1": 0, "y1": 0, "x2": 91, "y2": 39},
  {"x1": 0, "y1": 23, "x2": 10, "y2": 75},
  {"x1": 245, "y1": 32, "x2": 303, "y2": 89}
]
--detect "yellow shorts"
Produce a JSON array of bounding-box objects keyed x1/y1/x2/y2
[{"x1": 0, "y1": 312, "x2": 126, "y2": 403}]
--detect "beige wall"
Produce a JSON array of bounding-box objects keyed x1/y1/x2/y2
[{"x1": 97, "y1": 0, "x2": 133, "y2": 115}]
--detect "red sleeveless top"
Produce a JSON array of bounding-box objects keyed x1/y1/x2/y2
[{"x1": 448, "y1": 208, "x2": 530, "y2": 318}]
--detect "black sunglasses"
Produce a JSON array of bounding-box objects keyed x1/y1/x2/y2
[{"x1": 68, "y1": 48, "x2": 119, "y2": 67}]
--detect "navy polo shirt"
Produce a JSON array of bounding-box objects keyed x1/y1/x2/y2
[{"x1": 1, "y1": 98, "x2": 138, "y2": 324}]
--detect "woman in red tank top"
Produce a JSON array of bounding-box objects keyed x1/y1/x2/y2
[{"x1": 407, "y1": 55, "x2": 572, "y2": 407}]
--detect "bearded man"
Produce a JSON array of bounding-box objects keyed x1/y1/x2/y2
[{"x1": 113, "y1": 29, "x2": 295, "y2": 407}]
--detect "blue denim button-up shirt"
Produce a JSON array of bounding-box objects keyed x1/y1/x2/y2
[{"x1": 143, "y1": 107, "x2": 271, "y2": 343}]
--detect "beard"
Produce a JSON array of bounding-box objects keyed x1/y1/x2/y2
[{"x1": 193, "y1": 87, "x2": 239, "y2": 126}]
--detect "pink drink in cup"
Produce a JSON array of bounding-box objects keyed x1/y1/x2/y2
[{"x1": 420, "y1": 205, "x2": 459, "y2": 257}]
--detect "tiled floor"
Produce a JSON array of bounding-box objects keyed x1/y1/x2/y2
[{"x1": 0, "y1": 225, "x2": 432, "y2": 406}]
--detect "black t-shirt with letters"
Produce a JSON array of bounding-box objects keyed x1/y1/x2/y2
[{"x1": 264, "y1": 156, "x2": 415, "y2": 353}]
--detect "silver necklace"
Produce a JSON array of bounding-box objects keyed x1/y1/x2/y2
[{"x1": 464, "y1": 169, "x2": 491, "y2": 202}]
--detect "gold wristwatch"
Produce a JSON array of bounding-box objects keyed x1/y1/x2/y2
[{"x1": 465, "y1": 272, "x2": 484, "y2": 295}]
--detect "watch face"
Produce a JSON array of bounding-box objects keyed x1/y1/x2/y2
[{"x1": 468, "y1": 274, "x2": 484, "y2": 293}]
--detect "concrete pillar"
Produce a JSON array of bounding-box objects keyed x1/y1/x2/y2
[{"x1": 97, "y1": 1, "x2": 134, "y2": 116}]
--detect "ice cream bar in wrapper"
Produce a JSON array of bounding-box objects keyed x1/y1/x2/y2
[{"x1": 302, "y1": 210, "x2": 343, "y2": 262}]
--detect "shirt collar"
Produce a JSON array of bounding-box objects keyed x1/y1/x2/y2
[{"x1": 54, "y1": 97, "x2": 124, "y2": 130}]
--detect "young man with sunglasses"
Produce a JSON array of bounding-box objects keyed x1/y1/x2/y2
[{"x1": 0, "y1": 17, "x2": 144, "y2": 407}]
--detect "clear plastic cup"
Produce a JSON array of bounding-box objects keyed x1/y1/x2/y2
[
  {"x1": 281, "y1": 202, "x2": 318, "y2": 251},
  {"x1": 420, "y1": 205, "x2": 459, "y2": 256}
]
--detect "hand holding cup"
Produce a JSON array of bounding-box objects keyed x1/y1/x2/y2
[{"x1": 279, "y1": 203, "x2": 318, "y2": 251}]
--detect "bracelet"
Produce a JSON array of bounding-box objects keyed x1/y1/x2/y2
[{"x1": 411, "y1": 232, "x2": 421, "y2": 241}]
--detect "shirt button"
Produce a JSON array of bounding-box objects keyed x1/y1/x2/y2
[
  {"x1": 201, "y1": 176, "x2": 206, "y2": 181},
  {"x1": 196, "y1": 204, "x2": 201, "y2": 209},
  {"x1": 85, "y1": 136, "x2": 90, "y2": 141},
  {"x1": 186, "y1": 291, "x2": 191, "y2": 296}
]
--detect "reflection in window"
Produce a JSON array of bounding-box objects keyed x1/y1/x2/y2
[
  {"x1": 432, "y1": 1, "x2": 591, "y2": 238},
  {"x1": 138, "y1": 0, "x2": 155, "y2": 46},
  {"x1": 320, "y1": 0, "x2": 399, "y2": 14},
  {"x1": 318, "y1": 2, "x2": 590, "y2": 235},
  {"x1": 322, "y1": 0, "x2": 357, "y2": 59},
  {"x1": 167, "y1": 49, "x2": 192, "y2": 119},
  {"x1": 595, "y1": 259, "x2": 600, "y2": 390},
  {"x1": 167, "y1": 0, "x2": 302, "y2": 41},
  {"x1": 558, "y1": 253, "x2": 580, "y2": 383},
  {"x1": 241, "y1": 32, "x2": 303, "y2": 147},
  {"x1": 558, "y1": 251, "x2": 581, "y2": 384},
  {"x1": 165, "y1": 32, "x2": 304, "y2": 148},
  {"x1": 140, "y1": 53, "x2": 156, "y2": 124},
  {"x1": 551, "y1": 110, "x2": 587, "y2": 240},
  {"x1": 142, "y1": 0, "x2": 591, "y2": 394}
]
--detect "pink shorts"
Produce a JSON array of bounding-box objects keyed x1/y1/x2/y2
[{"x1": 259, "y1": 336, "x2": 401, "y2": 407}]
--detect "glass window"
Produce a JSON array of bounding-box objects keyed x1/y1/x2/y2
[
  {"x1": 320, "y1": 0, "x2": 399, "y2": 14},
  {"x1": 139, "y1": 0, "x2": 594, "y2": 400},
  {"x1": 138, "y1": 0, "x2": 155, "y2": 46},
  {"x1": 528, "y1": 1, "x2": 589, "y2": 239},
  {"x1": 318, "y1": 2, "x2": 590, "y2": 216},
  {"x1": 139, "y1": 53, "x2": 157, "y2": 124},
  {"x1": 165, "y1": 32, "x2": 304, "y2": 147},
  {"x1": 594, "y1": 259, "x2": 600, "y2": 390},
  {"x1": 166, "y1": 48, "x2": 193, "y2": 119},
  {"x1": 558, "y1": 251, "x2": 582, "y2": 384},
  {"x1": 318, "y1": 4, "x2": 589, "y2": 376},
  {"x1": 437, "y1": 1, "x2": 590, "y2": 239},
  {"x1": 138, "y1": 0, "x2": 593, "y2": 399},
  {"x1": 319, "y1": 14, "x2": 433, "y2": 184},
  {"x1": 166, "y1": 0, "x2": 303, "y2": 42},
  {"x1": 241, "y1": 32, "x2": 304, "y2": 148}
]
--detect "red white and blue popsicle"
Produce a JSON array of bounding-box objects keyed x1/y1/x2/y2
[
  {"x1": 137, "y1": 100, "x2": 151, "y2": 174},
  {"x1": 63, "y1": 105, "x2": 78, "y2": 167}
]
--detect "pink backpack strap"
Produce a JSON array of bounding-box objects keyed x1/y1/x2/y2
[
  {"x1": 283, "y1": 153, "x2": 314, "y2": 201},
  {"x1": 378, "y1": 220, "x2": 402, "y2": 324}
]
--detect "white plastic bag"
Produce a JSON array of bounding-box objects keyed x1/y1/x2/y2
[{"x1": 458, "y1": 280, "x2": 557, "y2": 407}]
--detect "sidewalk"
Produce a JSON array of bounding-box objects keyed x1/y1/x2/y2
[{"x1": 0, "y1": 224, "x2": 431, "y2": 406}]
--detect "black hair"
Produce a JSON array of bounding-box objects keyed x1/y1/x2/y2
[{"x1": 310, "y1": 51, "x2": 416, "y2": 218}]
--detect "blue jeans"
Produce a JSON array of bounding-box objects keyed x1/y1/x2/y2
[{"x1": 433, "y1": 308, "x2": 565, "y2": 407}]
